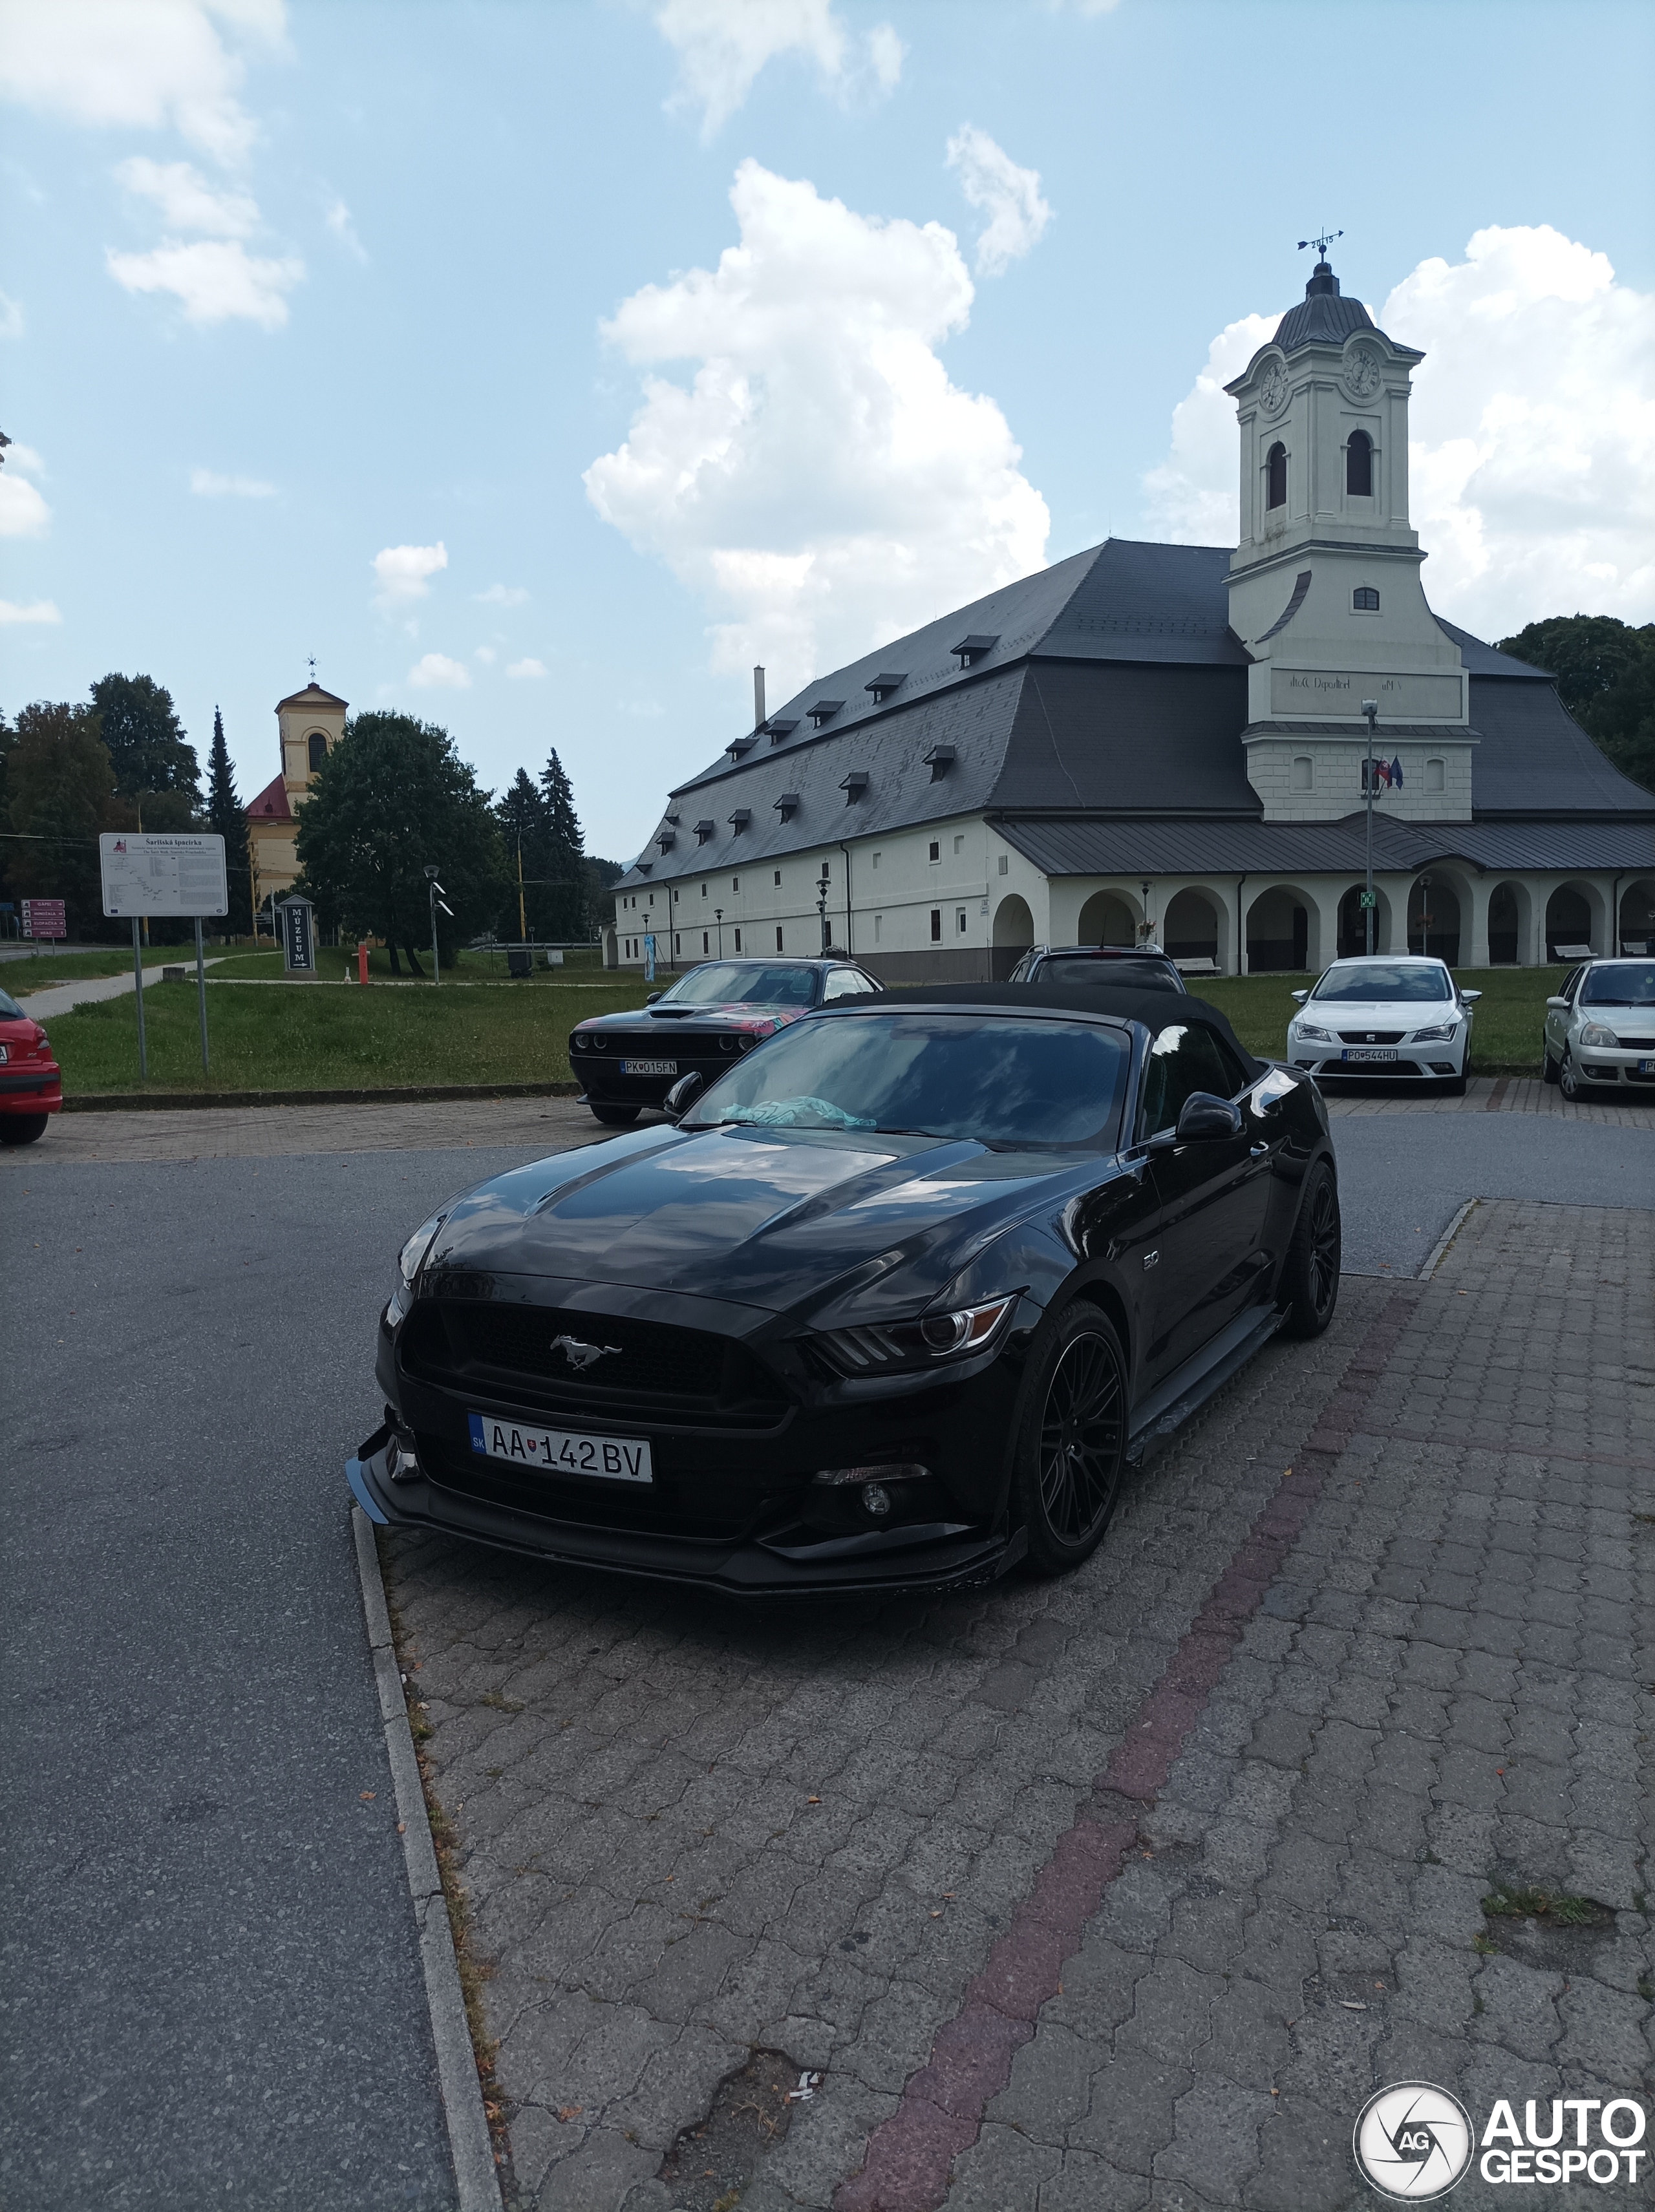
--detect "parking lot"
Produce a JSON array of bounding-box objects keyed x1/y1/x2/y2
[{"x1": 4, "y1": 1088, "x2": 1651, "y2": 2211}]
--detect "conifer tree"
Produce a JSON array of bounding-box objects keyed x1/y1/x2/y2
[
  {"x1": 538, "y1": 747, "x2": 588, "y2": 938},
  {"x1": 206, "y1": 707, "x2": 253, "y2": 933}
]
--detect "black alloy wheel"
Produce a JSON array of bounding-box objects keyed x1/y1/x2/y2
[
  {"x1": 0, "y1": 1114, "x2": 48, "y2": 1147},
  {"x1": 1014, "y1": 1304, "x2": 1127, "y2": 1575},
  {"x1": 1279, "y1": 1161, "x2": 1340, "y2": 1339},
  {"x1": 589, "y1": 1101, "x2": 641, "y2": 1126}
]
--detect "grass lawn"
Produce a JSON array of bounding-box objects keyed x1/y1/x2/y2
[
  {"x1": 50, "y1": 977, "x2": 654, "y2": 1096},
  {"x1": 1192, "y1": 966, "x2": 1563, "y2": 1073},
  {"x1": 1, "y1": 944, "x2": 223, "y2": 994},
  {"x1": 206, "y1": 944, "x2": 614, "y2": 984}
]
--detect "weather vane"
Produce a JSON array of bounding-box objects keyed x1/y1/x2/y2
[
  {"x1": 308, "y1": 654, "x2": 317, "y2": 682},
  {"x1": 1298, "y1": 228, "x2": 1343, "y2": 261}
]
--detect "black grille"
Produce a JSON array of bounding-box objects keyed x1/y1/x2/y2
[
  {"x1": 1338, "y1": 1030, "x2": 1404, "y2": 1045},
  {"x1": 1614, "y1": 1036, "x2": 1655, "y2": 1048},
  {"x1": 401, "y1": 1301, "x2": 788, "y2": 1427}
]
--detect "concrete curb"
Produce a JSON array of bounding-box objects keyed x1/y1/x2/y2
[
  {"x1": 65, "y1": 1080, "x2": 582, "y2": 1112},
  {"x1": 350, "y1": 1507, "x2": 503, "y2": 2212},
  {"x1": 1420, "y1": 1195, "x2": 1479, "y2": 1279}
]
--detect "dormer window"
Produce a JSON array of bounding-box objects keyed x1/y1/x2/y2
[
  {"x1": 1352, "y1": 586, "x2": 1380, "y2": 611},
  {"x1": 807, "y1": 699, "x2": 844, "y2": 728},
  {"x1": 951, "y1": 634, "x2": 998, "y2": 667},
  {"x1": 694, "y1": 819, "x2": 714, "y2": 844},
  {"x1": 1345, "y1": 429, "x2": 1373, "y2": 497},
  {"x1": 727, "y1": 809, "x2": 751, "y2": 835},
  {"x1": 767, "y1": 719, "x2": 798, "y2": 744},
  {"x1": 656, "y1": 829, "x2": 676, "y2": 853},
  {"x1": 839, "y1": 771, "x2": 869, "y2": 804},
  {"x1": 864, "y1": 672, "x2": 906, "y2": 702},
  {"x1": 924, "y1": 744, "x2": 956, "y2": 782},
  {"x1": 774, "y1": 792, "x2": 799, "y2": 820},
  {"x1": 727, "y1": 735, "x2": 756, "y2": 760},
  {"x1": 1265, "y1": 443, "x2": 1287, "y2": 511}
]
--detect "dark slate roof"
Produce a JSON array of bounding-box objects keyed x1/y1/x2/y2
[
  {"x1": 1272, "y1": 261, "x2": 1379, "y2": 352},
  {"x1": 613, "y1": 535, "x2": 1652, "y2": 891},
  {"x1": 994, "y1": 813, "x2": 1655, "y2": 879}
]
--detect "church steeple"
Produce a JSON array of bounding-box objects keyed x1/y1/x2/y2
[{"x1": 1221, "y1": 249, "x2": 1471, "y2": 824}]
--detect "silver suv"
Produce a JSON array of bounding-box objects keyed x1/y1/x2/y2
[
  {"x1": 1010, "y1": 944, "x2": 1187, "y2": 993},
  {"x1": 1543, "y1": 959, "x2": 1655, "y2": 1098}
]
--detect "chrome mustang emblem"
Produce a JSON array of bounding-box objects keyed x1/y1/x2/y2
[{"x1": 550, "y1": 1334, "x2": 623, "y2": 1372}]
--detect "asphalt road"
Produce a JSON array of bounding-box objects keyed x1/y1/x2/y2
[
  {"x1": 1, "y1": 1147, "x2": 536, "y2": 2212},
  {"x1": 3, "y1": 1109, "x2": 1650, "y2": 2207}
]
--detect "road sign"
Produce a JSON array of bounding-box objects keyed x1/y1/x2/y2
[
  {"x1": 21, "y1": 899, "x2": 67, "y2": 939},
  {"x1": 100, "y1": 833, "x2": 229, "y2": 919},
  {"x1": 276, "y1": 895, "x2": 317, "y2": 976}
]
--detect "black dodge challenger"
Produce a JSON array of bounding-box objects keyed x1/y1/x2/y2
[
  {"x1": 348, "y1": 983, "x2": 1340, "y2": 1597},
  {"x1": 571, "y1": 956, "x2": 883, "y2": 1123}
]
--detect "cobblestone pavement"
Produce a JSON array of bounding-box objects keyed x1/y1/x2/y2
[
  {"x1": 379, "y1": 1198, "x2": 1652, "y2": 2211},
  {"x1": 1322, "y1": 1076, "x2": 1655, "y2": 1128}
]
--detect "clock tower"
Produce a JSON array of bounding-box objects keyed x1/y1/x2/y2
[{"x1": 1225, "y1": 253, "x2": 1471, "y2": 822}]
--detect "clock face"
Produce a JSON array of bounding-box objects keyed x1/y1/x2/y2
[
  {"x1": 1259, "y1": 359, "x2": 1289, "y2": 415},
  {"x1": 1344, "y1": 344, "x2": 1383, "y2": 399}
]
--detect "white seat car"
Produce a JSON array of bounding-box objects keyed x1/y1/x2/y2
[
  {"x1": 1543, "y1": 957, "x2": 1655, "y2": 1099},
  {"x1": 1287, "y1": 955, "x2": 1479, "y2": 1092}
]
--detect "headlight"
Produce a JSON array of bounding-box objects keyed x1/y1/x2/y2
[
  {"x1": 398, "y1": 1211, "x2": 447, "y2": 1286},
  {"x1": 813, "y1": 1295, "x2": 1017, "y2": 1376},
  {"x1": 1294, "y1": 1022, "x2": 1332, "y2": 1043},
  {"x1": 1410, "y1": 1022, "x2": 1458, "y2": 1043},
  {"x1": 1579, "y1": 1022, "x2": 1617, "y2": 1048}
]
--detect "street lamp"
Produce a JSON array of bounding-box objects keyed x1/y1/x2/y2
[
  {"x1": 1361, "y1": 700, "x2": 1380, "y2": 955},
  {"x1": 1415, "y1": 871, "x2": 1433, "y2": 961},
  {"x1": 425, "y1": 864, "x2": 453, "y2": 984},
  {"x1": 1140, "y1": 880, "x2": 1153, "y2": 946},
  {"x1": 714, "y1": 906, "x2": 723, "y2": 957}
]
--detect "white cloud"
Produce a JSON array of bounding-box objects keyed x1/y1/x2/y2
[
  {"x1": 407, "y1": 651, "x2": 471, "y2": 690},
  {"x1": 1142, "y1": 226, "x2": 1655, "y2": 632},
  {"x1": 372, "y1": 540, "x2": 448, "y2": 608},
  {"x1": 6, "y1": 442, "x2": 47, "y2": 476},
  {"x1": 0, "y1": 597, "x2": 62, "y2": 624},
  {"x1": 0, "y1": 470, "x2": 51, "y2": 537},
  {"x1": 506, "y1": 657, "x2": 548, "y2": 679},
  {"x1": 116, "y1": 154, "x2": 257, "y2": 234},
  {"x1": 655, "y1": 0, "x2": 901, "y2": 141},
  {"x1": 0, "y1": 0, "x2": 286, "y2": 164},
  {"x1": 190, "y1": 465, "x2": 274, "y2": 495},
  {"x1": 474, "y1": 644, "x2": 496, "y2": 665},
  {"x1": 0, "y1": 289, "x2": 24, "y2": 340},
  {"x1": 584, "y1": 158, "x2": 1049, "y2": 705},
  {"x1": 945, "y1": 127, "x2": 1052, "y2": 279},
  {"x1": 325, "y1": 198, "x2": 366, "y2": 261},
  {"x1": 474, "y1": 581, "x2": 528, "y2": 606},
  {"x1": 107, "y1": 237, "x2": 302, "y2": 326}
]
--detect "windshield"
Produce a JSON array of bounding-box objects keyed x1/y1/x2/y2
[
  {"x1": 1034, "y1": 955, "x2": 1184, "y2": 993},
  {"x1": 661, "y1": 962, "x2": 818, "y2": 1008},
  {"x1": 0, "y1": 988, "x2": 21, "y2": 1019},
  {"x1": 1579, "y1": 961, "x2": 1655, "y2": 1007},
  {"x1": 1312, "y1": 962, "x2": 1451, "y2": 1003},
  {"x1": 684, "y1": 1013, "x2": 1131, "y2": 1149}
]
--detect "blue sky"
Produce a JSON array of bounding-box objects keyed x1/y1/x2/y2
[{"x1": 3, "y1": 0, "x2": 1652, "y2": 861}]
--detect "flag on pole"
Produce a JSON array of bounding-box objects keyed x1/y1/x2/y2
[{"x1": 1389, "y1": 755, "x2": 1404, "y2": 789}]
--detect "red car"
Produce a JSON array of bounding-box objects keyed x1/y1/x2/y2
[{"x1": 0, "y1": 984, "x2": 62, "y2": 1145}]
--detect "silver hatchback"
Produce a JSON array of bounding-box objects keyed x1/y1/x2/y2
[{"x1": 1543, "y1": 959, "x2": 1655, "y2": 1098}]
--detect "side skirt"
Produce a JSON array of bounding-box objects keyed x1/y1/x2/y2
[{"x1": 1124, "y1": 1303, "x2": 1286, "y2": 1466}]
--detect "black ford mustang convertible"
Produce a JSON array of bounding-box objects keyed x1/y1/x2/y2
[{"x1": 348, "y1": 984, "x2": 1340, "y2": 1597}]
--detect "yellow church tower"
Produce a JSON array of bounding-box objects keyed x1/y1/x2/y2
[{"x1": 246, "y1": 679, "x2": 348, "y2": 924}]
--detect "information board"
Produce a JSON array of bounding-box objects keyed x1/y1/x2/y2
[
  {"x1": 21, "y1": 898, "x2": 67, "y2": 939},
  {"x1": 100, "y1": 833, "x2": 229, "y2": 919}
]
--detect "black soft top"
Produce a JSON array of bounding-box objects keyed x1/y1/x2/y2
[{"x1": 823, "y1": 980, "x2": 1266, "y2": 1079}]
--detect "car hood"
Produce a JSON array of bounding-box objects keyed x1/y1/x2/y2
[
  {"x1": 1296, "y1": 1001, "x2": 1460, "y2": 1022},
  {"x1": 577, "y1": 1002, "x2": 809, "y2": 1034},
  {"x1": 422, "y1": 1123, "x2": 1095, "y2": 1319}
]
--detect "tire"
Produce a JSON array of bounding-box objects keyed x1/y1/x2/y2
[
  {"x1": 1445, "y1": 1072, "x2": 1468, "y2": 1098},
  {"x1": 1558, "y1": 1050, "x2": 1588, "y2": 1102},
  {"x1": 1542, "y1": 1048, "x2": 1560, "y2": 1087},
  {"x1": 1278, "y1": 1160, "x2": 1341, "y2": 1339},
  {"x1": 0, "y1": 1114, "x2": 49, "y2": 1147},
  {"x1": 589, "y1": 1101, "x2": 641, "y2": 1127},
  {"x1": 1011, "y1": 1303, "x2": 1128, "y2": 1577}
]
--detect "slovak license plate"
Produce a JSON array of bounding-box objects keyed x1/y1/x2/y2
[
  {"x1": 1341, "y1": 1048, "x2": 1397, "y2": 1063},
  {"x1": 1641, "y1": 1059, "x2": 1655, "y2": 1075},
  {"x1": 468, "y1": 1412, "x2": 652, "y2": 1483},
  {"x1": 620, "y1": 1058, "x2": 677, "y2": 1076}
]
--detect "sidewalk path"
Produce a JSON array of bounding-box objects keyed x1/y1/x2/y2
[
  {"x1": 383, "y1": 1201, "x2": 1652, "y2": 2211},
  {"x1": 16, "y1": 958, "x2": 224, "y2": 1023}
]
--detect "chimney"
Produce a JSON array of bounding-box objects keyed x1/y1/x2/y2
[{"x1": 753, "y1": 665, "x2": 766, "y2": 730}]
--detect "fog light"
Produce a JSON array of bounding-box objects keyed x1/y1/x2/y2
[
  {"x1": 814, "y1": 1462, "x2": 930, "y2": 1486},
  {"x1": 1429, "y1": 1061, "x2": 1457, "y2": 1074},
  {"x1": 861, "y1": 1482, "x2": 892, "y2": 1516}
]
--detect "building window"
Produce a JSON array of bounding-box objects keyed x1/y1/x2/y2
[
  {"x1": 732, "y1": 876, "x2": 740, "y2": 892},
  {"x1": 734, "y1": 927, "x2": 742, "y2": 950},
  {"x1": 702, "y1": 931, "x2": 709, "y2": 953},
  {"x1": 701, "y1": 883, "x2": 708, "y2": 898},
  {"x1": 1291, "y1": 756, "x2": 1314, "y2": 792},
  {"x1": 1352, "y1": 586, "x2": 1380, "y2": 611},
  {"x1": 997, "y1": 855, "x2": 1009, "y2": 877},
  {"x1": 773, "y1": 869, "x2": 782, "y2": 886},
  {"x1": 953, "y1": 834, "x2": 965, "y2": 855},
  {"x1": 928, "y1": 841, "x2": 941, "y2": 864},
  {"x1": 1425, "y1": 757, "x2": 1446, "y2": 793},
  {"x1": 874, "y1": 914, "x2": 882, "y2": 942},
  {"x1": 674, "y1": 933, "x2": 681, "y2": 954},
  {"x1": 1265, "y1": 441, "x2": 1287, "y2": 510},
  {"x1": 871, "y1": 851, "x2": 881, "y2": 870},
  {"x1": 774, "y1": 926, "x2": 784, "y2": 951},
  {"x1": 930, "y1": 909, "x2": 942, "y2": 942},
  {"x1": 307, "y1": 732, "x2": 328, "y2": 772},
  {"x1": 1345, "y1": 429, "x2": 1374, "y2": 497},
  {"x1": 956, "y1": 909, "x2": 967, "y2": 934},
  {"x1": 674, "y1": 888, "x2": 680, "y2": 902}
]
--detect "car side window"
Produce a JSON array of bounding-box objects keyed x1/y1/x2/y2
[
  {"x1": 824, "y1": 968, "x2": 870, "y2": 1000},
  {"x1": 1209, "y1": 1033, "x2": 1251, "y2": 1098},
  {"x1": 1137, "y1": 1023, "x2": 1237, "y2": 1139},
  {"x1": 1561, "y1": 966, "x2": 1584, "y2": 1004}
]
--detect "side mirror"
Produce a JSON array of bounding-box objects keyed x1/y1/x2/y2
[
  {"x1": 1545, "y1": 996, "x2": 1568, "y2": 1012},
  {"x1": 1460, "y1": 989, "x2": 1482, "y2": 1005},
  {"x1": 645, "y1": 991, "x2": 662, "y2": 1005},
  {"x1": 663, "y1": 1071, "x2": 705, "y2": 1120},
  {"x1": 1290, "y1": 989, "x2": 1309, "y2": 1005},
  {"x1": 1175, "y1": 1092, "x2": 1244, "y2": 1143}
]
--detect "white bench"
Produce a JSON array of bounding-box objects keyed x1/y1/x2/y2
[
  {"x1": 1552, "y1": 943, "x2": 1594, "y2": 961},
  {"x1": 1173, "y1": 957, "x2": 1221, "y2": 975}
]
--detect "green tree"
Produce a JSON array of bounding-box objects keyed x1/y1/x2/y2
[
  {"x1": 494, "y1": 767, "x2": 551, "y2": 940},
  {"x1": 89, "y1": 673, "x2": 201, "y2": 806},
  {"x1": 206, "y1": 706, "x2": 253, "y2": 934},
  {"x1": 293, "y1": 711, "x2": 508, "y2": 974},
  {"x1": 5, "y1": 701, "x2": 126, "y2": 939},
  {"x1": 1497, "y1": 615, "x2": 1655, "y2": 795},
  {"x1": 536, "y1": 746, "x2": 590, "y2": 939}
]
